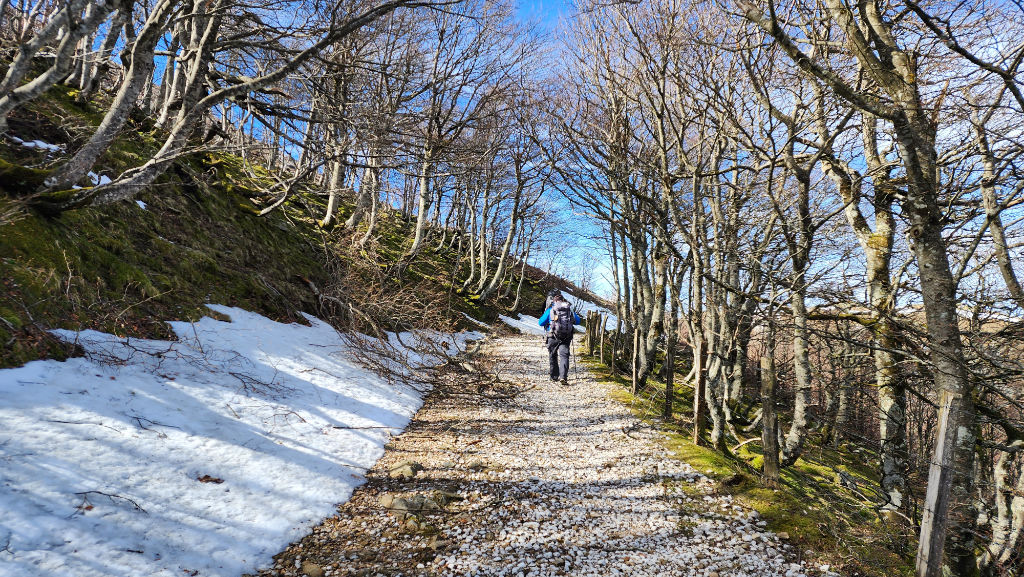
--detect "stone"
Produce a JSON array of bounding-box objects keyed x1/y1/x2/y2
[
  {"x1": 300, "y1": 561, "x2": 325, "y2": 577},
  {"x1": 389, "y1": 460, "x2": 424, "y2": 480},
  {"x1": 389, "y1": 496, "x2": 415, "y2": 519},
  {"x1": 777, "y1": 531, "x2": 790, "y2": 540},
  {"x1": 466, "y1": 460, "x2": 488, "y2": 471},
  {"x1": 432, "y1": 490, "x2": 463, "y2": 507}
]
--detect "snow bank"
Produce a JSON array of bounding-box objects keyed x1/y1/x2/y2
[
  {"x1": 499, "y1": 290, "x2": 617, "y2": 336},
  {"x1": 0, "y1": 305, "x2": 478, "y2": 577},
  {"x1": 564, "y1": 290, "x2": 618, "y2": 329},
  {"x1": 498, "y1": 313, "x2": 547, "y2": 336}
]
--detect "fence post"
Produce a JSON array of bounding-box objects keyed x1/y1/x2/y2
[
  {"x1": 915, "y1": 389, "x2": 962, "y2": 577},
  {"x1": 693, "y1": 341, "x2": 707, "y2": 445}
]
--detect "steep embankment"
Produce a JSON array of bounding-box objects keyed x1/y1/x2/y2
[{"x1": 0, "y1": 86, "x2": 560, "y2": 369}]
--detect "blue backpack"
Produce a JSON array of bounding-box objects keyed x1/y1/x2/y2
[{"x1": 549, "y1": 301, "x2": 574, "y2": 341}]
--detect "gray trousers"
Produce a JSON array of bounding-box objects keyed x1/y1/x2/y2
[{"x1": 547, "y1": 337, "x2": 570, "y2": 380}]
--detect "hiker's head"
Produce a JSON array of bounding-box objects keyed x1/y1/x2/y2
[
  {"x1": 548, "y1": 289, "x2": 560, "y2": 298},
  {"x1": 552, "y1": 293, "x2": 565, "y2": 303}
]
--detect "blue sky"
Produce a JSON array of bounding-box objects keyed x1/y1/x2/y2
[{"x1": 516, "y1": 0, "x2": 572, "y2": 31}]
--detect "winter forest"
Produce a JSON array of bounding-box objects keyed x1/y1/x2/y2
[{"x1": 1, "y1": 0, "x2": 1024, "y2": 576}]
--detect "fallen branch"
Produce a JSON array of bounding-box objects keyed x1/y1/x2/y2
[
  {"x1": 732, "y1": 437, "x2": 760, "y2": 452},
  {"x1": 43, "y1": 419, "x2": 122, "y2": 433},
  {"x1": 73, "y1": 490, "x2": 147, "y2": 515},
  {"x1": 127, "y1": 413, "x2": 181, "y2": 434}
]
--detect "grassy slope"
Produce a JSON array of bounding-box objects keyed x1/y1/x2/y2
[
  {"x1": 581, "y1": 357, "x2": 915, "y2": 577},
  {"x1": 0, "y1": 85, "x2": 547, "y2": 368}
]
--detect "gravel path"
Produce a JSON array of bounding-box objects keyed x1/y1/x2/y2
[{"x1": 256, "y1": 335, "x2": 821, "y2": 577}]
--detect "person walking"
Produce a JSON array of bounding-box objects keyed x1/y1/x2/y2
[{"x1": 538, "y1": 292, "x2": 581, "y2": 386}]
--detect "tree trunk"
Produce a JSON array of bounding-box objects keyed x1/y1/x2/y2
[
  {"x1": 0, "y1": 0, "x2": 112, "y2": 132},
  {"x1": 781, "y1": 282, "x2": 812, "y2": 467},
  {"x1": 480, "y1": 182, "x2": 523, "y2": 299},
  {"x1": 78, "y1": 3, "x2": 131, "y2": 103},
  {"x1": 44, "y1": 0, "x2": 176, "y2": 192},
  {"x1": 409, "y1": 154, "x2": 434, "y2": 255}
]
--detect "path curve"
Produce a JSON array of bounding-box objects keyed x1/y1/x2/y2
[{"x1": 257, "y1": 335, "x2": 819, "y2": 577}]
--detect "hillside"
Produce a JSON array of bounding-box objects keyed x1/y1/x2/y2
[{"x1": 0, "y1": 87, "x2": 591, "y2": 369}]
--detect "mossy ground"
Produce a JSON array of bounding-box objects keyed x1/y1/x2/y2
[
  {"x1": 0, "y1": 84, "x2": 547, "y2": 368},
  {"x1": 581, "y1": 355, "x2": 915, "y2": 577}
]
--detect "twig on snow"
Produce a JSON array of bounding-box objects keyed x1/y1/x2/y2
[{"x1": 73, "y1": 490, "x2": 147, "y2": 515}]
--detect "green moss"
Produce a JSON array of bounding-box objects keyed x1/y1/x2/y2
[{"x1": 0, "y1": 158, "x2": 51, "y2": 196}]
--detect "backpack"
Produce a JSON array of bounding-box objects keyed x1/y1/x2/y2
[{"x1": 549, "y1": 300, "x2": 575, "y2": 342}]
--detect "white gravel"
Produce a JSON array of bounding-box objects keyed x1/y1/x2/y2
[{"x1": 424, "y1": 335, "x2": 815, "y2": 577}]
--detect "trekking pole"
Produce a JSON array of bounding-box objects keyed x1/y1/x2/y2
[{"x1": 572, "y1": 343, "x2": 577, "y2": 385}]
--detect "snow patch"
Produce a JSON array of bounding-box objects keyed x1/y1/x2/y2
[
  {"x1": 9, "y1": 136, "x2": 64, "y2": 152},
  {"x1": 135, "y1": 200, "x2": 148, "y2": 210},
  {"x1": 564, "y1": 290, "x2": 618, "y2": 329},
  {"x1": 88, "y1": 172, "x2": 112, "y2": 186},
  {"x1": 461, "y1": 312, "x2": 491, "y2": 329},
  {"x1": 498, "y1": 313, "x2": 547, "y2": 336},
  {"x1": 0, "y1": 305, "x2": 479, "y2": 577}
]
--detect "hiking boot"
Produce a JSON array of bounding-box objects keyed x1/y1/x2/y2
[{"x1": 559, "y1": 379, "x2": 569, "y2": 387}]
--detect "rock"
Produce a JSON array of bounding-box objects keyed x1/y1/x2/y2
[
  {"x1": 466, "y1": 460, "x2": 488, "y2": 471},
  {"x1": 389, "y1": 460, "x2": 424, "y2": 480},
  {"x1": 432, "y1": 490, "x2": 463, "y2": 507},
  {"x1": 427, "y1": 536, "x2": 450, "y2": 551},
  {"x1": 300, "y1": 561, "x2": 324, "y2": 577},
  {"x1": 378, "y1": 493, "x2": 395, "y2": 509},
  {"x1": 389, "y1": 496, "x2": 415, "y2": 519},
  {"x1": 719, "y1": 473, "x2": 746, "y2": 487},
  {"x1": 777, "y1": 531, "x2": 790, "y2": 540}
]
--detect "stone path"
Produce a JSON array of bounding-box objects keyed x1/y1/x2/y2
[{"x1": 256, "y1": 335, "x2": 820, "y2": 577}]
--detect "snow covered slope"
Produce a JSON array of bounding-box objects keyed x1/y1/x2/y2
[{"x1": 0, "y1": 306, "x2": 478, "y2": 577}]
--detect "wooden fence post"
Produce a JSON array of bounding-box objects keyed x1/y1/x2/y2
[
  {"x1": 693, "y1": 341, "x2": 707, "y2": 445},
  {"x1": 588, "y1": 311, "x2": 598, "y2": 355},
  {"x1": 663, "y1": 335, "x2": 675, "y2": 419},
  {"x1": 760, "y1": 355, "x2": 779, "y2": 483},
  {"x1": 915, "y1": 389, "x2": 961, "y2": 577},
  {"x1": 631, "y1": 328, "x2": 640, "y2": 394}
]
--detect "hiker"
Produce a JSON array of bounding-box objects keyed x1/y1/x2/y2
[{"x1": 538, "y1": 292, "x2": 581, "y2": 385}]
